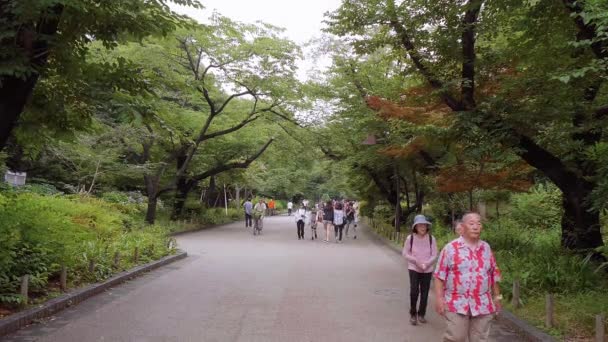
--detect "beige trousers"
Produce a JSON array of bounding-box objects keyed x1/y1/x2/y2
[{"x1": 443, "y1": 311, "x2": 494, "y2": 342}]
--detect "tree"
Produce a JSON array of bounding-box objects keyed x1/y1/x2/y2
[
  {"x1": 0, "y1": 0, "x2": 200, "y2": 151},
  {"x1": 327, "y1": 0, "x2": 608, "y2": 252}
]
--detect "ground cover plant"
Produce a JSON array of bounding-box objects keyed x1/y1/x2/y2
[{"x1": 0, "y1": 189, "x2": 174, "y2": 315}]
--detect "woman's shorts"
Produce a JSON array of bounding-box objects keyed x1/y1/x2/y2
[{"x1": 323, "y1": 220, "x2": 333, "y2": 225}]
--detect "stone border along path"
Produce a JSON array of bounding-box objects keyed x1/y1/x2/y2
[
  {"x1": 0, "y1": 251, "x2": 188, "y2": 338},
  {"x1": 365, "y1": 221, "x2": 555, "y2": 342}
]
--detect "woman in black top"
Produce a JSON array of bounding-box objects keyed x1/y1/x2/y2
[{"x1": 322, "y1": 201, "x2": 334, "y2": 243}]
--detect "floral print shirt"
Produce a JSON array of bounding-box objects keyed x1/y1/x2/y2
[{"x1": 434, "y1": 237, "x2": 501, "y2": 316}]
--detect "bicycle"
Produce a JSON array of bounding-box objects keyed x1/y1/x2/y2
[{"x1": 253, "y1": 215, "x2": 263, "y2": 236}]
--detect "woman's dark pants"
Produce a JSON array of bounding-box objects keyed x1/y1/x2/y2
[
  {"x1": 409, "y1": 270, "x2": 432, "y2": 317},
  {"x1": 297, "y1": 220, "x2": 305, "y2": 238}
]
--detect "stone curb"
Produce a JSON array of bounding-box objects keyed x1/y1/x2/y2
[
  {"x1": 0, "y1": 250, "x2": 188, "y2": 338},
  {"x1": 363, "y1": 222, "x2": 555, "y2": 342}
]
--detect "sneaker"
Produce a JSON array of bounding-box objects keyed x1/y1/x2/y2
[
  {"x1": 410, "y1": 316, "x2": 417, "y2": 325},
  {"x1": 418, "y1": 316, "x2": 427, "y2": 324},
  {"x1": 354, "y1": 235, "x2": 357, "y2": 239}
]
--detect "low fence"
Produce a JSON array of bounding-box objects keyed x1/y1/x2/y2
[{"x1": 11, "y1": 241, "x2": 175, "y2": 307}]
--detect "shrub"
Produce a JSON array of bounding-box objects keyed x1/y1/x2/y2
[
  {"x1": 198, "y1": 208, "x2": 240, "y2": 225},
  {"x1": 509, "y1": 183, "x2": 562, "y2": 230},
  {"x1": 0, "y1": 192, "x2": 171, "y2": 306}
]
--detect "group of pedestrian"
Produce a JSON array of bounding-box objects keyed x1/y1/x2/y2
[
  {"x1": 243, "y1": 197, "x2": 268, "y2": 233},
  {"x1": 294, "y1": 199, "x2": 359, "y2": 242},
  {"x1": 245, "y1": 196, "x2": 501, "y2": 341},
  {"x1": 402, "y1": 212, "x2": 502, "y2": 342}
]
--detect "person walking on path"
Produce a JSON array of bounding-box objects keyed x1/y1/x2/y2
[
  {"x1": 243, "y1": 198, "x2": 253, "y2": 228},
  {"x1": 333, "y1": 202, "x2": 346, "y2": 243},
  {"x1": 344, "y1": 201, "x2": 356, "y2": 239},
  {"x1": 253, "y1": 199, "x2": 266, "y2": 235},
  {"x1": 403, "y1": 214, "x2": 438, "y2": 325},
  {"x1": 434, "y1": 212, "x2": 502, "y2": 342},
  {"x1": 322, "y1": 201, "x2": 334, "y2": 243},
  {"x1": 294, "y1": 204, "x2": 308, "y2": 240},
  {"x1": 268, "y1": 199, "x2": 276, "y2": 216},
  {"x1": 309, "y1": 204, "x2": 318, "y2": 240},
  {"x1": 287, "y1": 201, "x2": 293, "y2": 216}
]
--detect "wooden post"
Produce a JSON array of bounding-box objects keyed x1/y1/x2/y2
[
  {"x1": 88, "y1": 259, "x2": 95, "y2": 273},
  {"x1": 113, "y1": 251, "x2": 120, "y2": 268},
  {"x1": 596, "y1": 314, "x2": 605, "y2": 342},
  {"x1": 511, "y1": 280, "x2": 520, "y2": 309},
  {"x1": 545, "y1": 294, "x2": 554, "y2": 328},
  {"x1": 20, "y1": 275, "x2": 29, "y2": 304},
  {"x1": 133, "y1": 247, "x2": 139, "y2": 263},
  {"x1": 60, "y1": 264, "x2": 67, "y2": 291}
]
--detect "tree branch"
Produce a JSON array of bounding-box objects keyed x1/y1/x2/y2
[
  {"x1": 461, "y1": 0, "x2": 484, "y2": 109},
  {"x1": 189, "y1": 138, "x2": 274, "y2": 183},
  {"x1": 386, "y1": 0, "x2": 463, "y2": 111},
  {"x1": 215, "y1": 89, "x2": 253, "y2": 116},
  {"x1": 200, "y1": 115, "x2": 259, "y2": 141}
]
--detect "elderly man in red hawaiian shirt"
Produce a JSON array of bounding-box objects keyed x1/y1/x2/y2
[{"x1": 434, "y1": 212, "x2": 502, "y2": 342}]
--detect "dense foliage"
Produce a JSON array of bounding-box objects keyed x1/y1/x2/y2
[{"x1": 0, "y1": 189, "x2": 172, "y2": 306}]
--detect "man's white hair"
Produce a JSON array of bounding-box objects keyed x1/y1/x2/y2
[{"x1": 462, "y1": 212, "x2": 481, "y2": 222}]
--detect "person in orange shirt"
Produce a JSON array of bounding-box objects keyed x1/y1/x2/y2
[{"x1": 268, "y1": 199, "x2": 276, "y2": 216}]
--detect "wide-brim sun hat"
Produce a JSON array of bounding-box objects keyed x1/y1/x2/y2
[{"x1": 411, "y1": 214, "x2": 432, "y2": 230}]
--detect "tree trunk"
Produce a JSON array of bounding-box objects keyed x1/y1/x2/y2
[
  {"x1": 144, "y1": 175, "x2": 159, "y2": 225},
  {"x1": 172, "y1": 179, "x2": 194, "y2": 220},
  {"x1": 235, "y1": 184, "x2": 241, "y2": 209},
  {"x1": 146, "y1": 195, "x2": 158, "y2": 225},
  {"x1": 468, "y1": 190, "x2": 474, "y2": 211},
  {"x1": 171, "y1": 152, "x2": 189, "y2": 219},
  {"x1": 561, "y1": 187, "x2": 603, "y2": 252},
  {"x1": 206, "y1": 176, "x2": 217, "y2": 207},
  {"x1": 394, "y1": 163, "x2": 401, "y2": 232},
  {"x1": 0, "y1": 76, "x2": 39, "y2": 151}
]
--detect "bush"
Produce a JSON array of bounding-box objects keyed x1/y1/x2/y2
[
  {"x1": 0, "y1": 192, "x2": 172, "y2": 306},
  {"x1": 509, "y1": 183, "x2": 562, "y2": 230},
  {"x1": 480, "y1": 217, "x2": 606, "y2": 296},
  {"x1": 198, "y1": 208, "x2": 240, "y2": 225}
]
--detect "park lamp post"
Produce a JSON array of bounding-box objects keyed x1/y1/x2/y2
[{"x1": 362, "y1": 134, "x2": 402, "y2": 232}]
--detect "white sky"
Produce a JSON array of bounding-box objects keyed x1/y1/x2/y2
[{"x1": 169, "y1": 0, "x2": 343, "y2": 79}]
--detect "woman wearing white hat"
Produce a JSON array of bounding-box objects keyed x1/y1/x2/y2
[{"x1": 402, "y1": 214, "x2": 438, "y2": 325}]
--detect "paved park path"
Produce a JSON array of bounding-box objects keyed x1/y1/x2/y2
[{"x1": 3, "y1": 215, "x2": 520, "y2": 342}]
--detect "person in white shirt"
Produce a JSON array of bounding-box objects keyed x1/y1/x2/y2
[
  {"x1": 287, "y1": 201, "x2": 293, "y2": 216},
  {"x1": 253, "y1": 199, "x2": 266, "y2": 234},
  {"x1": 294, "y1": 204, "x2": 309, "y2": 240},
  {"x1": 333, "y1": 202, "x2": 346, "y2": 243}
]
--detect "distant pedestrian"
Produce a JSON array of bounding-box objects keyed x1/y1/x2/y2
[
  {"x1": 322, "y1": 201, "x2": 334, "y2": 243},
  {"x1": 268, "y1": 199, "x2": 276, "y2": 216},
  {"x1": 434, "y1": 212, "x2": 502, "y2": 342},
  {"x1": 253, "y1": 199, "x2": 266, "y2": 233},
  {"x1": 310, "y1": 204, "x2": 318, "y2": 240},
  {"x1": 287, "y1": 201, "x2": 293, "y2": 216},
  {"x1": 243, "y1": 198, "x2": 253, "y2": 228},
  {"x1": 294, "y1": 204, "x2": 308, "y2": 240},
  {"x1": 453, "y1": 219, "x2": 463, "y2": 236},
  {"x1": 333, "y1": 202, "x2": 345, "y2": 243},
  {"x1": 403, "y1": 214, "x2": 437, "y2": 325},
  {"x1": 344, "y1": 201, "x2": 356, "y2": 239}
]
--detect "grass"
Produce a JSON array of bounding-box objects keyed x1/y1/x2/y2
[{"x1": 505, "y1": 292, "x2": 608, "y2": 341}]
